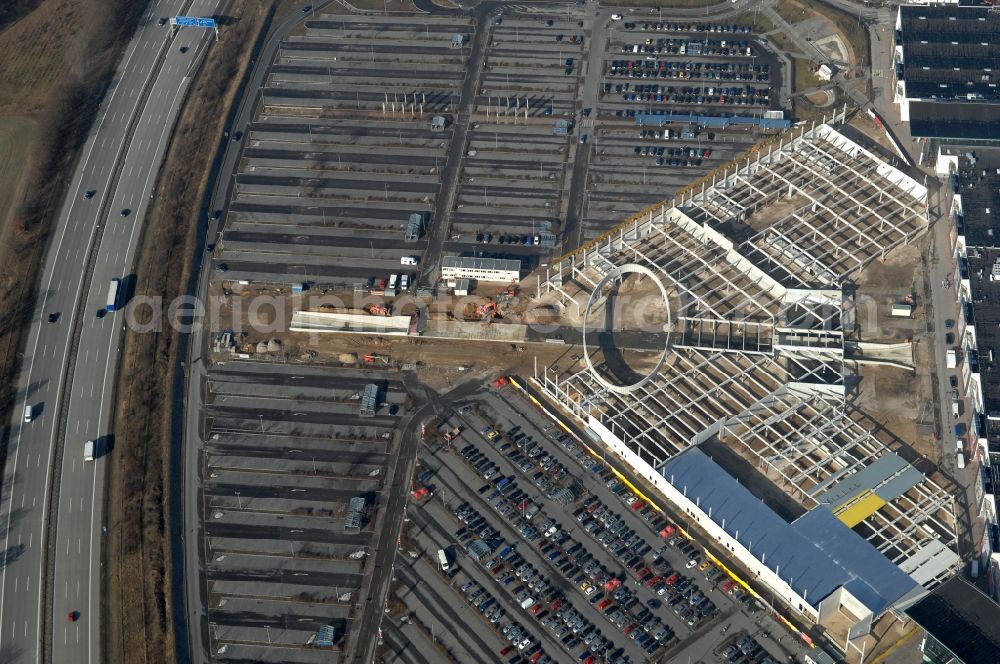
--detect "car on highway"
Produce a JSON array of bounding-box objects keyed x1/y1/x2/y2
[
  {"x1": 158, "y1": 17, "x2": 167, "y2": 26},
  {"x1": 67, "y1": 611, "x2": 78, "y2": 622},
  {"x1": 47, "y1": 312, "x2": 59, "y2": 323},
  {"x1": 179, "y1": 46, "x2": 188, "y2": 53},
  {"x1": 120, "y1": 208, "x2": 130, "y2": 217},
  {"x1": 84, "y1": 190, "x2": 95, "y2": 199},
  {"x1": 611, "y1": 14, "x2": 623, "y2": 20}
]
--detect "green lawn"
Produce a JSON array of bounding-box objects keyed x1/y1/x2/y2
[
  {"x1": 735, "y1": 10, "x2": 777, "y2": 35},
  {"x1": 793, "y1": 56, "x2": 820, "y2": 92}
]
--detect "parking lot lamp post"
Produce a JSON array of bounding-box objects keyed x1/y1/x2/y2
[
  {"x1": 259, "y1": 414, "x2": 264, "y2": 432},
  {"x1": 266, "y1": 625, "x2": 272, "y2": 644},
  {"x1": 235, "y1": 491, "x2": 243, "y2": 509}
]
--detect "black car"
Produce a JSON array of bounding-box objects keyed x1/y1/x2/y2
[
  {"x1": 179, "y1": 46, "x2": 188, "y2": 53},
  {"x1": 96, "y1": 309, "x2": 106, "y2": 319},
  {"x1": 47, "y1": 312, "x2": 59, "y2": 323},
  {"x1": 84, "y1": 190, "x2": 95, "y2": 200},
  {"x1": 158, "y1": 17, "x2": 167, "y2": 26}
]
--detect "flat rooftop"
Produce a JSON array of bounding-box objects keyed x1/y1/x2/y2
[
  {"x1": 441, "y1": 255, "x2": 522, "y2": 272},
  {"x1": 897, "y1": 4, "x2": 1000, "y2": 102},
  {"x1": 908, "y1": 102, "x2": 1000, "y2": 141},
  {"x1": 905, "y1": 576, "x2": 1000, "y2": 664}
]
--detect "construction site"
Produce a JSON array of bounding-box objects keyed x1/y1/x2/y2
[
  {"x1": 528, "y1": 107, "x2": 960, "y2": 658},
  {"x1": 201, "y1": 106, "x2": 963, "y2": 656}
]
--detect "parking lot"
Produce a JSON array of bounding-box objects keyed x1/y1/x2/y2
[
  {"x1": 210, "y1": 9, "x2": 788, "y2": 305},
  {"x1": 217, "y1": 14, "x2": 475, "y2": 289},
  {"x1": 577, "y1": 20, "x2": 782, "y2": 241},
  {"x1": 194, "y1": 362, "x2": 415, "y2": 662},
  {"x1": 384, "y1": 378, "x2": 798, "y2": 664}
]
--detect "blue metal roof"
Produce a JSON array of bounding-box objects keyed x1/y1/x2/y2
[{"x1": 659, "y1": 447, "x2": 918, "y2": 615}]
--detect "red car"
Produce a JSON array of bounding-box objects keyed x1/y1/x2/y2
[
  {"x1": 500, "y1": 646, "x2": 514, "y2": 656},
  {"x1": 549, "y1": 598, "x2": 563, "y2": 611},
  {"x1": 659, "y1": 523, "x2": 677, "y2": 538},
  {"x1": 493, "y1": 376, "x2": 509, "y2": 389},
  {"x1": 597, "y1": 599, "x2": 613, "y2": 612},
  {"x1": 604, "y1": 578, "x2": 621, "y2": 591},
  {"x1": 664, "y1": 573, "x2": 679, "y2": 585},
  {"x1": 634, "y1": 566, "x2": 651, "y2": 579},
  {"x1": 530, "y1": 651, "x2": 543, "y2": 664},
  {"x1": 491, "y1": 563, "x2": 504, "y2": 575},
  {"x1": 645, "y1": 575, "x2": 661, "y2": 588},
  {"x1": 623, "y1": 623, "x2": 637, "y2": 635},
  {"x1": 630, "y1": 499, "x2": 645, "y2": 511},
  {"x1": 530, "y1": 603, "x2": 543, "y2": 615},
  {"x1": 410, "y1": 487, "x2": 429, "y2": 500}
]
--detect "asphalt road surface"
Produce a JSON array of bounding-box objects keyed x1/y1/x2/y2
[{"x1": 0, "y1": 1, "x2": 217, "y2": 663}]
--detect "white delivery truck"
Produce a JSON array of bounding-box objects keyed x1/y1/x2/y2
[
  {"x1": 84, "y1": 440, "x2": 95, "y2": 462},
  {"x1": 437, "y1": 548, "x2": 449, "y2": 571},
  {"x1": 400, "y1": 256, "x2": 418, "y2": 266}
]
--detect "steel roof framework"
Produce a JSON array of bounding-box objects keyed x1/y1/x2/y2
[{"x1": 533, "y1": 113, "x2": 957, "y2": 586}]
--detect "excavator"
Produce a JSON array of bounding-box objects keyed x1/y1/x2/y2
[
  {"x1": 365, "y1": 304, "x2": 391, "y2": 316},
  {"x1": 476, "y1": 301, "x2": 502, "y2": 323}
]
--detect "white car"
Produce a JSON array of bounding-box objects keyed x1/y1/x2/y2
[
  {"x1": 685, "y1": 559, "x2": 698, "y2": 569},
  {"x1": 611, "y1": 13, "x2": 623, "y2": 20}
]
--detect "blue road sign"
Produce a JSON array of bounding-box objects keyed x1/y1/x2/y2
[{"x1": 173, "y1": 16, "x2": 217, "y2": 28}]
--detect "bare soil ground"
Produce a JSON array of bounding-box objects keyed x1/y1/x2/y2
[
  {"x1": 852, "y1": 237, "x2": 941, "y2": 470},
  {"x1": 105, "y1": 2, "x2": 274, "y2": 663},
  {"x1": 0, "y1": 116, "x2": 37, "y2": 231}
]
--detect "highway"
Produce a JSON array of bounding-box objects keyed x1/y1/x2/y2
[{"x1": 0, "y1": 1, "x2": 217, "y2": 663}]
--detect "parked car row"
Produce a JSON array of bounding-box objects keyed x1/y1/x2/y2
[
  {"x1": 719, "y1": 634, "x2": 776, "y2": 664},
  {"x1": 607, "y1": 60, "x2": 769, "y2": 82},
  {"x1": 623, "y1": 22, "x2": 753, "y2": 34},
  {"x1": 475, "y1": 232, "x2": 542, "y2": 245},
  {"x1": 620, "y1": 38, "x2": 753, "y2": 58}
]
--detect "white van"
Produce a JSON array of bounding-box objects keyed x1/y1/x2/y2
[
  {"x1": 400, "y1": 256, "x2": 418, "y2": 266},
  {"x1": 437, "y1": 549, "x2": 449, "y2": 571},
  {"x1": 23, "y1": 405, "x2": 32, "y2": 422},
  {"x1": 400, "y1": 274, "x2": 409, "y2": 291},
  {"x1": 84, "y1": 440, "x2": 95, "y2": 462}
]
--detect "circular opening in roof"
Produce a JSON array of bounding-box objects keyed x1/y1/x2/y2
[{"x1": 581, "y1": 264, "x2": 671, "y2": 394}]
